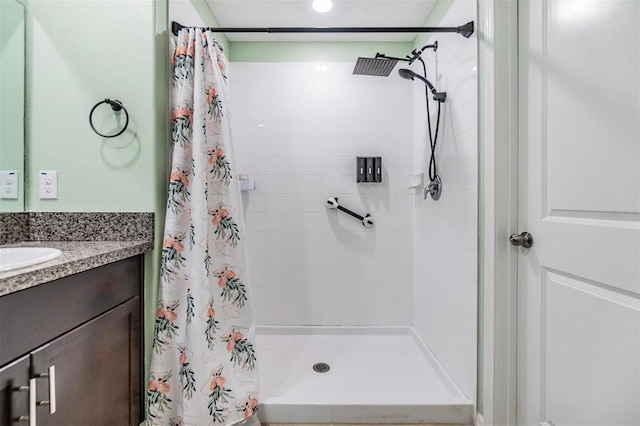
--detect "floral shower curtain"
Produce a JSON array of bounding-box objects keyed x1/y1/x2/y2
[{"x1": 147, "y1": 28, "x2": 259, "y2": 426}]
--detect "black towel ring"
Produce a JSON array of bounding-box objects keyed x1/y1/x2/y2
[{"x1": 89, "y1": 99, "x2": 129, "y2": 138}]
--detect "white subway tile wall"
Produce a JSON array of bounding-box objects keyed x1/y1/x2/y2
[
  {"x1": 230, "y1": 62, "x2": 414, "y2": 327},
  {"x1": 410, "y1": 1, "x2": 478, "y2": 400}
]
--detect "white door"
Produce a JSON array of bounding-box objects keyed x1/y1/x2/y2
[{"x1": 517, "y1": 1, "x2": 640, "y2": 425}]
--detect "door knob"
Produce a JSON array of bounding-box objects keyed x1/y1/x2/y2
[{"x1": 509, "y1": 231, "x2": 533, "y2": 248}]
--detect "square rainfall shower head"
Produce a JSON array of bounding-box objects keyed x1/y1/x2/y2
[{"x1": 352, "y1": 57, "x2": 399, "y2": 77}]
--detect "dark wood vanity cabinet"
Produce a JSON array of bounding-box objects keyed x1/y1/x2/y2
[{"x1": 0, "y1": 256, "x2": 143, "y2": 426}]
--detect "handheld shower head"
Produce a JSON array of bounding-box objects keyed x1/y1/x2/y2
[
  {"x1": 398, "y1": 68, "x2": 417, "y2": 81},
  {"x1": 398, "y1": 68, "x2": 446, "y2": 102},
  {"x1": 398, "y1": 68, "x2": 435, "y2": 90}
]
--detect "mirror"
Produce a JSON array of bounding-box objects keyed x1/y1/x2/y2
[{"x1": 0, "y1": 0, "x2": 26, "y2": 212}]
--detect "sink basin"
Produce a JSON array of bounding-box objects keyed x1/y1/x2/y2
[{"x1": 0, "y1": 247, "x2": 62, "y2": 272}]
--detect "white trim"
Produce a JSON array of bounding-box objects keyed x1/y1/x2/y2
[
  {"x1": 476, "y1": 413, "x2": 485, "y2": 426},
  {"x1": 478, "y1": 0, "x2": 519, "y2": 425}
]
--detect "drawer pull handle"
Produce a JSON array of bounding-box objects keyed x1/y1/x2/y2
[
  {"x1": 36, "y1": 366, "x2": 57, "y2": 414},
  {"x1": 28, "y1": 378, "x2": 36, "y2": 426},
  {"x1": 13, "y1": 379, "x2": 36, "y2": 425}
]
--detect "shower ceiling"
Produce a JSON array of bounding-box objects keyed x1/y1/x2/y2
[{"x1": 204, "y1": 0, "x2": 438, "y2": 42}]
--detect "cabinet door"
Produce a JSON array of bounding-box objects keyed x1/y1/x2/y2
[
  {"x1": 31, "y1": 297, "x2": 141, "y2": 426},
  {"x1": 0, "y1": 356, "x2": 30, "y2": 426}
]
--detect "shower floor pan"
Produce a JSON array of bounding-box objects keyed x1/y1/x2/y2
[{"x1": 255, "y1": 326, "x2": 474, "y2": 425}]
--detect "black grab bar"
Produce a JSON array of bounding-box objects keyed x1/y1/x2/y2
[{"x1": 326, "y1": 197, "x2": 374, "y2": 228}]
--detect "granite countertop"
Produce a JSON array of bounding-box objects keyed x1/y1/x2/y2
[
  {"x1": 0, "y1": 212, "x2": 155, "y2": 297},
  {"x1": 0, "y1": 240, "x2": 153, "y2": 296}
]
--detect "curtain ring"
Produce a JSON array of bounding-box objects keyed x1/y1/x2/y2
[{"x1": 89, "y1": 99, "x2": 129, "y2": 138}]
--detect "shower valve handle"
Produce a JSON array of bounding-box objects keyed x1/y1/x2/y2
[{"x1": 424, "y1": 176, "x2": 442, "y2": 201}]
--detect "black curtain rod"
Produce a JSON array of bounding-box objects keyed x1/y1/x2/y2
[{"x1": 171, "y1": 21, "x2": 474, "y2": 38}]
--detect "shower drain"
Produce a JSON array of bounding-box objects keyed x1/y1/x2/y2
[{"x1": 312, "y1": 362, "x2": 331, "y2": 373}]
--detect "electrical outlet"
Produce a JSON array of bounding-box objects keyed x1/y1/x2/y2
[
  {"x1": 0, "y1": 171, "x2": 18, "y2": 199},
  {"x1": 39, "y1": 171, "x2": 58, "y2": 199}
]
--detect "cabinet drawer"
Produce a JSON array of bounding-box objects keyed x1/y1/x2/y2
[{"x1": 0, "y1": 256, "x2": 141, "y2": 365}]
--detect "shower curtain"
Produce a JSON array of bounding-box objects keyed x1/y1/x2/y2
[{"x1": 147, "y1": 28, "x2": 259, "y2": 426}]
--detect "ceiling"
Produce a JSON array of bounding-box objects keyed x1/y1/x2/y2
[{"x1": 204, "y1": 0, "x2": 438, "y2": 42}]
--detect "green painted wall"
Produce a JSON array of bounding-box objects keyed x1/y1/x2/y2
[
  {"x1": 25, "y1": 0, "x2": 165, "y2": 212},
  {"x1": 0, "y1": 0, "x2": 25, "y2": 212},
  {"x1": 413, "y1": 0, "x2": 455, "y2": 50},
  {"x1": 229, "y1": 41, "x2": 412, "y2": 62},
  {"x1": 24, "y1": 0, "x2": 169, "y2": 382}
]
